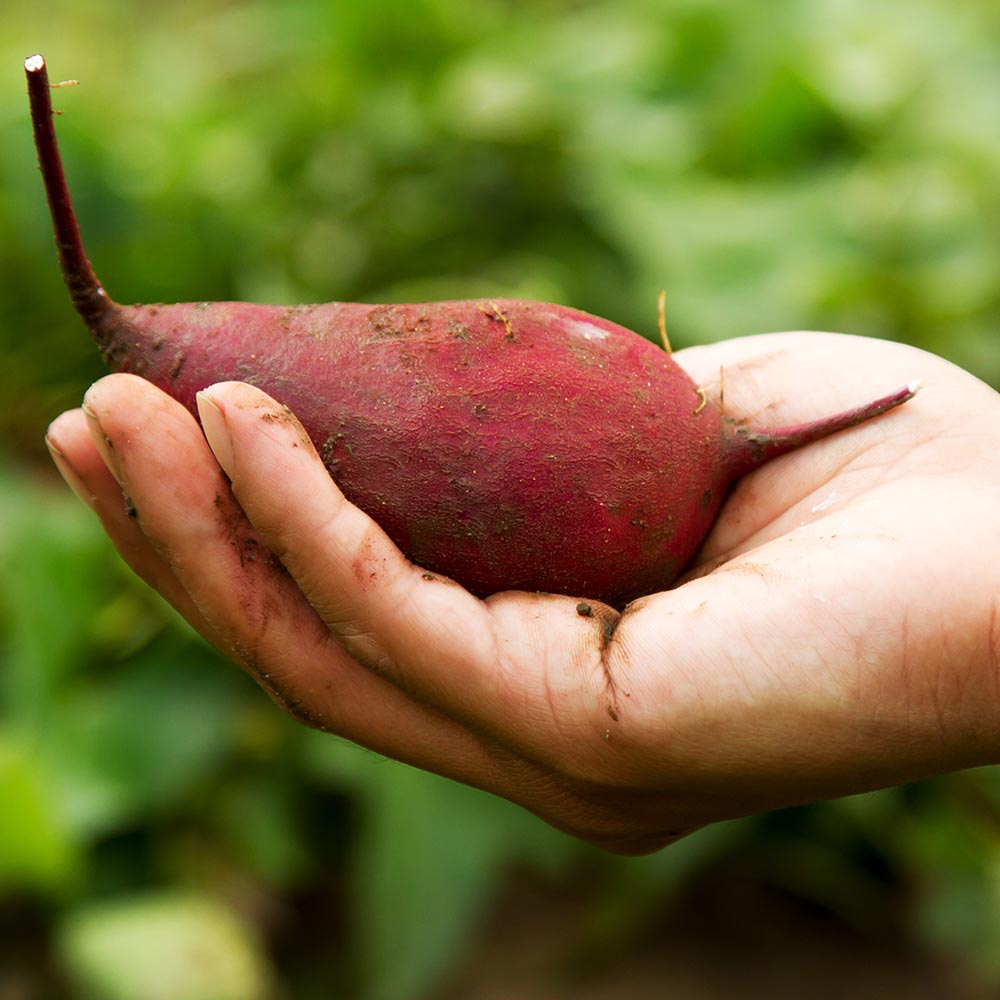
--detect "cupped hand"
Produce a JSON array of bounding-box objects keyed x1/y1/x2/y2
[{"x1": 45, "y1": 332, "x2": 1000, "y2": 854}]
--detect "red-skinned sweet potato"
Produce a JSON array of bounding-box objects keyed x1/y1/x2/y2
[{"x1": 25, "y1": 55, "x2": 916, "y2": 606}]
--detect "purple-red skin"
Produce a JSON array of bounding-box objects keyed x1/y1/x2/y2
[
  {"x1": 68, "y1": 293, "x2": 919, "y2": 605},
  {"x1": 96, "y1": 297, "x2": 760, "y2": 604},
  {"x1": 26, "y1": 55, "x2": 917, "y2": 607}
]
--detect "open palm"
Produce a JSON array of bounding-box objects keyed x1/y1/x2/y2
[{"x1": 47, "y1": 331, "x2": 1000, "y2": 854}]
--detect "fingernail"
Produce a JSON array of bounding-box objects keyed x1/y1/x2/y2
[
  {"x1": 196, "y1": 390, "x2": 236, "y2": 478},
  {"x1": 81, "y1": 395, "x2": 124, "y2": 484},
  {"x1": 45, "y1": 434, "x2": 94, "y2": 507}
]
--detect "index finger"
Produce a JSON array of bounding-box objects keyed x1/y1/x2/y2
[{"x1": 197, "y1": 381, "x2": 622, "y2": 745}]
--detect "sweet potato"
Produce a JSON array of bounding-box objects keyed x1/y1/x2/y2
[{"x1": 25, "y1": 55, "x2": 916, "y2": 606}]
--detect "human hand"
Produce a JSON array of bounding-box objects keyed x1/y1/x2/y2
[{"x1": 45, "y1": 331, "x2": 1000, "y2": 854}]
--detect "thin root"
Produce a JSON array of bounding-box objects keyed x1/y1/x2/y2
[
  {"x1": 719, "y1": 365, "x2": 725, "y2": 417},
  {"x1": 694, "y1": 386, "x2": 707, "y2": 415},
  {"x1": 657, "y1": 289, "x2": 672, "y2": 354},
  {"x1": 479, "y1": 300, "x2": 513, "y2": 338}
]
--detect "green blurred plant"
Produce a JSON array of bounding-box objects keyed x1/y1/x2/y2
[{"x1": 2, "y1": 0, "x2": 1000, "y2": 997}]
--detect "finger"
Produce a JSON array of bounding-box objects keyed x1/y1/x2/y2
[
  {"x1": 196, "y1": 381, "x2": 621, "y2": 745},
  {"x1": 46, "y1": 407, "x2": 226, "y2": 639},
  {"x1": 81, "y1": 374, "x2": 507, "y2": 785}
]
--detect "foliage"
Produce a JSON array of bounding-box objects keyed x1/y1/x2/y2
[
  {"x1": 59, "y1": 893, "x2": 276, "y2": 1000},
  {"x1": 1, "y1": 0, "x2": 999, "y2": 996}
]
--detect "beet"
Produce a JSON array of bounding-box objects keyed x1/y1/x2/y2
[{"x1": 26, "y1": 55, "x2": 917, "y2": 606}]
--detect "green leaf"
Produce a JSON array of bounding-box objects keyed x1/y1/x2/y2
[
  {"x1": 0, "y1": 471, "x2": 112, "y2": 729},
  {"x1": 42, "y1": 642, "x2": 242, "y2": 838},
  {"x1": 0, "y1": 730, "x2": 77, "y2": 894},
  {"x1": 352, "y1": 759, "x2": 569, "y2": 1000},
  {"x1": 59, "y1": 893, "x2": 276, "y2": 1000}
]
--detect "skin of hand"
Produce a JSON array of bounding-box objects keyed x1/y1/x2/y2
[{"x1": 44, "y1": 331, "x2": 1000, "y2": 855}]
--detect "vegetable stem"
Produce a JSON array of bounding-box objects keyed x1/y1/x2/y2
[{"x1": 25, "y1": 53, "x2": 115, "y2": 333}]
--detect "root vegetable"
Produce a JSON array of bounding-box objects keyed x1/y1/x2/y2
[{"x1": 26, "y1": 55, "x2": 917, "y2": 606}]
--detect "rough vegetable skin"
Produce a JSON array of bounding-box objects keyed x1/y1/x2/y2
[
  {"x1": 96, "y1": 297, "x2": 741, "y2": 604},
  {"x1": 26, "y1": 55, "x2": 918, "y2": 606}
]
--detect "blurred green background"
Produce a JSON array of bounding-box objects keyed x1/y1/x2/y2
[{"x1": 2, "y1": 0, "x2": 1000, "y2": 997}]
